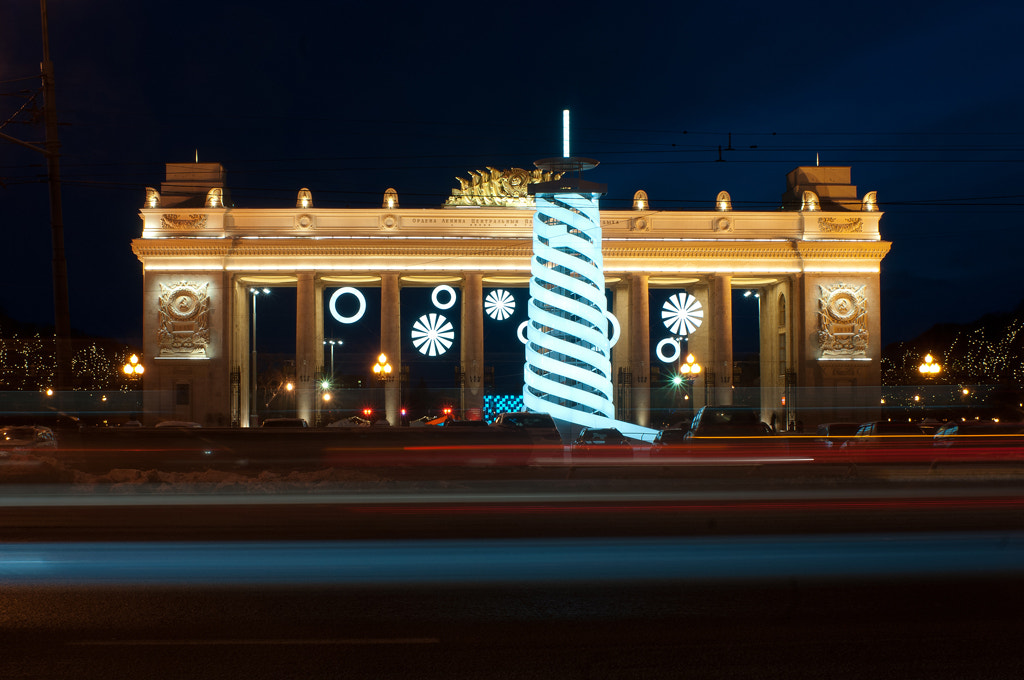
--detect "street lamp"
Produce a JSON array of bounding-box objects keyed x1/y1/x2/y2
[
  {"x1": 323, "y1": 339, "x2": 342, "y2": 381},
  {"x1": 122, "y1": 354, "x2": 144, "y2": 377},
  {"x1": 372, "y1": 353, "x2": 393, "y2": 382},
  {"x1": 250, "y1": 287, "x2": 271, "y2": 426},
  {"x1": 918, "y1": 353, "x2": 941, "y2": 377},
  {"x1": 680, "y1": 352, "x2": 701, "y2": 402},
  {"x1": 371, "y1": 353, "x2": 393, "y2": 425},
  {"x1": 122, "y1": 354, "x2": 144, "y2": 413},
  {"x1": 672, "y1": 353, "x2": 701, "y2": 412}
]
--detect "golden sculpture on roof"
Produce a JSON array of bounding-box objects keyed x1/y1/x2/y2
[{"x1": 445, "y1": 167, "x2": 563, "y2": 207}]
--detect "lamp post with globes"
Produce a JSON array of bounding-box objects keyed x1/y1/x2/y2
[
  {"x1": 372, "y1": 353, "x2": 393, "y2": 424},
  {"x1": 918, "y1": 353, "x2": 941, "y2": 378},
  {"x1": 670, "y1": 352, "x2": 701, "y2": 416},
  {"x1": 122, "y1": 354, "x2": 145, "y2": 414},
  {"x1": 122, "y1": 354, "x2": 145, "y2": 379},
  {"x1": 679, "y1": 353, "x2": 701, "y2": 413}
]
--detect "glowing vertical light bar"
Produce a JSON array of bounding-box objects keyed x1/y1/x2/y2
[{"x1": 562, "y1": 109, "x2": 570, "y2": 158}]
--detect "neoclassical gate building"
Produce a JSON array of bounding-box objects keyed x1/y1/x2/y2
[{"x1": 131, "y1": 162, "x2": 889, "y2": 429}]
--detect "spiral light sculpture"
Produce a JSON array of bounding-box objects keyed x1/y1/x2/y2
[{"x1": 523, "y1": 190, "x2": 616, "y2": 428}]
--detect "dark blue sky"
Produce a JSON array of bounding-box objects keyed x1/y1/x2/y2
[{"x1": 3, "y1": 0, "x2": 1023, "y2": 352}]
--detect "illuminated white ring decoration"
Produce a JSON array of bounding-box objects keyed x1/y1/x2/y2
[
  {"x1": 656, "y1": 337, "x2": 682, "y2": 364},
  {"x1": 329, "y1": 287, "x2": 367, "y2": 324},
  {"x1": 411, "y1": 313, "x2": 454, "y2": 357},
  {"x1": 431, "y1": 284, "x2": 456, "y2": 310},
  {"x1": 524, "y1": 192, "x2": 615, "y2": 424},
  {"x1": 484, "y1": 289, "x2": 516, "y2": 321},
  {"x1": 662, "y1": 292, "x2": 703, "y2": 336},
  {"x1": 517, "y1": 321, "x2": 529, "y2": 345},
  {"x1": 605, "y1": 310, "x2": 621, "y2": 347}
]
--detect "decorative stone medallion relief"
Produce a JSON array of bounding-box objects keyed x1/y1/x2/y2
[
  {"x1": 817, "y1": 217, "x2": 863, "y2": 233},
  {"x1": 158, "y1": 281, "x2": 211, "y2": 356},
  {"x1": 817, "y1": 283, "x2": 868, "y2": 357},
  {"x1": 629, "y1": 216, "x2": 649, "y2": 232},
  {"x1": 160, "y1": 214, "x2": 208, "y2": 230},
  {"x1": 713, "y1": 216, "x2": 733, "y2": 233}
]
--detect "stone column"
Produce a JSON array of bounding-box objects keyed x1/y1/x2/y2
[
  {"x1": 629, "y1": 273, "x2": 651, "y2": 427},
  {"x1": 461, "y1": 273, "x2": 484, "y2": 420},
  {"x1": 710, "y1": 274, "x2": 733, "y2": 406},
  {"x1": 380, "y1": 273, "x2": 401, "y2": 426},
  {"x1": 312, "y1": 278, "x2": 325, "y2": 425},
  {"x1": 687, "y1": 282, "x2": 711, "y2": 411},
  {"x1": 295, "y1": 272, "x2": 317, "y2": 424},
  {"x1": 611, "y1": 280, "x2": 632, "y2": 421}
]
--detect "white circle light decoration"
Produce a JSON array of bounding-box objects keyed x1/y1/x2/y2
[
  {"x1": 431, "y1": 284, "x2": 456, "y2": 310},
  {"x1": 411, "y1": 313, "x2": 454, "y2": 356},
  {"x1": 484, "y1": 289, "x2": 515, "y2": 320},
  {"x1": 656, "y1": 337, "x2": 682, "y2": 364},
  {"x1": 605, "y1": 310, "x2": 621, "y2": 347},
  {"x1": 329, "y1": 287, "x2": 367, "y2": 324},
  {"x1": 662, "y1": 292, "x2": 703, "y2": 336}
]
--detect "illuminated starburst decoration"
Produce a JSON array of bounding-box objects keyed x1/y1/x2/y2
[
  {"x1": 662, "y1": 293, "x2": 703, "y2": 336},
  {"x1": 411, "y1": 313, "x2": 454, "y2": 356},
  {"x1": 484, "y1": 289, "x2": 516, "y2": 320}
]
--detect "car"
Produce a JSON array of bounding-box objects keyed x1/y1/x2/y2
[
  {"x1": 932, "y1": 420, "x2": 1024, "y2": 449},
  {"x1": 442, "y1": 419, "x2": 489, "y2": 427},
  {"x1": 570, "y1": 427, "x2": 632, "y2": 458},
  {"x1": 840, "y1": 421, "x2": 927, "y2": 449},
  {"x1": 260, "y1": 417, "x2": 309, "y2": 428},
  {"x1": 815, "y1": 422, "x2": 862, "y2": 448},
  {"x1": 154, "y1": 420, "x2": 202, "y2": 428},
  {"x1": 491, "y1": 412, "x2": 563, "y2": 445},
  {"x1": 0, "y1": 425, "x2": 57, "y2": 452},
  {"x1": 653, "y1": 428, "x2": 689, "y2": 451},
  {"x1": 327, "y1": 416, "x2": 371, "y2": 428},
  {"x1": 684, "y1": 406, "x2": 773, "y2": 439}
]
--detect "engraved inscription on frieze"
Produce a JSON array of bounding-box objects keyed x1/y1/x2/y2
[
  {"x1": 818, "y1": 283, "x2": 868, "y2": 357},
  {"x1": 158, "y1": 282, "x2": 210, "y2": 356}
]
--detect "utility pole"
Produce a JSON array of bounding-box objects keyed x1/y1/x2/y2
[
  {"x1": 0, "y1": 1, "x2": 74, "y2": 392},
  {"x1": 39, "y1": 0, "x2": 73, "y2": 394}
]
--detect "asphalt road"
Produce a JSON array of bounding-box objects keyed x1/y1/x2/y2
[
  {"x1": 4, "y1": 575, "x2": 1024, "y2": 679},
  {"x1": 4, "y1": 438, "x2": 1024, "y2": 679}
]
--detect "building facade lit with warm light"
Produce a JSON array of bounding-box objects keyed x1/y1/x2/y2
[{"x1": 131, "y1": 162, "x2": 889, "y2": 430}]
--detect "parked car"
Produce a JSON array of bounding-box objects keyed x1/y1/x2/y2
[
  {"x1": 443, "y1": 419, "x2": 489, "y2": 427},
  {"x1": 327, "y1": 416, "x2": 371, "y2": 428},
  {"x1": 491, "y1": 412, "x2": 563, "y2": 446},
  {"x1": 653, "y1": 428, "x2": 689, "y2": 452},
  {"x1": 840, "y1": 421, "x2": 927, "y2": 449},
  {"x1": 260, "y1": 418, "x2": 309, "y2": 428},
  {"x1": 571, "y1": 427, "x2": 632, "y2": 458},
  {"x1": 0, "y1": 425, "x2": 57, "y2": 453},
  {"x1": 932, "y1": 420, "x2": 1024, "y2": 449},
  {"x1": 154, "y1": 420, "x2": 202, "y2": 428},
  {"x1": 815, "y1": 422, "x2": 862, "y2": 448},
  {"x1": 684, "y1": 406, "x2": 773, "y2": 439}
]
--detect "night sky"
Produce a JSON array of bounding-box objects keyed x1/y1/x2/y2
[{"x1": 3, "y1": 1, "x2": 1024, "y2": 362}]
